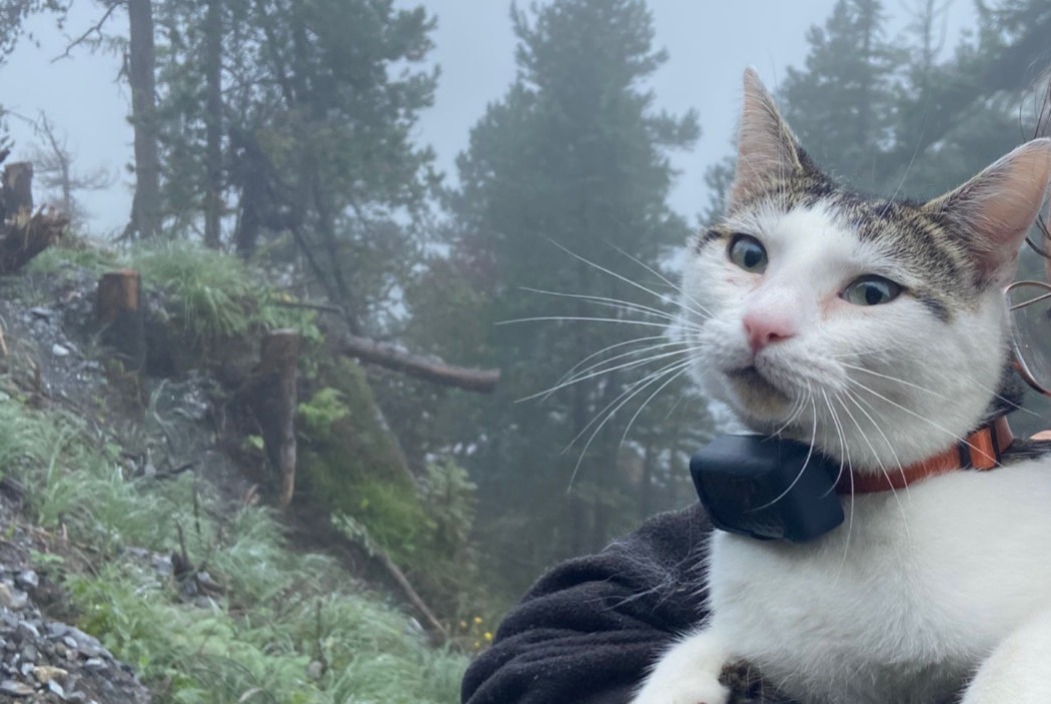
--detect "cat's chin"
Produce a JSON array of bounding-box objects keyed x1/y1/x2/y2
[{"x1": 722, "y1": 366, "x2": 795, "y2": 423}]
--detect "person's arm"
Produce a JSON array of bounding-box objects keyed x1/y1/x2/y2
[{"x1": 461, "y1": 505, "x2": 712, "y2": 704}]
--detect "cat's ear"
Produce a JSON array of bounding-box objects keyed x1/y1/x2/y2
[
  {"x1": 923, "y1": 139, "x2": 1051, "y2": 287},
  {"x1": 729, "y1": 69, "x2": 806, "y2": 210}
]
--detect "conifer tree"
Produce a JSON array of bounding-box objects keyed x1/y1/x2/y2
[{"x1": 450, "y1": 0, "x2": 703, "y2": 594}]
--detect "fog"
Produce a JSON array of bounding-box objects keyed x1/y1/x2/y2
[{"x1": 3, "y1": 0, "x2": 976, "y2": 234}]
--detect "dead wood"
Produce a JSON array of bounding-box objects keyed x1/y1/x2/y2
[
  {"x1": 96, "y1": 270, "x2": 146, "y2": 372},
  {"x1": 372, "y1": 544, "x2": 449, "y2": 644},
  {"x1": 336, "y1": 333, "x2": 500, "y2": 394},
  {"x1": 0, "y1": 162, "x2": 67, "y2": 274},
  {"x1": 243, "y1": 329, "x2": 301, "y2": 507}
]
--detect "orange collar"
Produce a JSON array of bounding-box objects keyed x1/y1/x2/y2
[{"x1": 835, "y1": 416, "x2": 1014, "y2": 494}]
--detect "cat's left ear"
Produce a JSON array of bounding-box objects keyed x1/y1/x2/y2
[{"x1": 923, "y1": 138, "x2": 1051, "y2": 287}]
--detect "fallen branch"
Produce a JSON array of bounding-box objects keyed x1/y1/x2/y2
[
  {"x1": 372, "y1": 545, "x2": 448, "y2": 644},
  {"x1": 336, "y1": 333, "x2": 500, "y2": 394}
]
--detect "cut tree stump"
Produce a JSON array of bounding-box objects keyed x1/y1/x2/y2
[
  {"x1": 0, "y1": 159, "x2": 67, "y2": 274},
  {"x1": 97, "y1": 270, "x2": 146, "y2": 372},
  {"x1": 245, "y1": 329, "x2": 301, "y2": 507}
]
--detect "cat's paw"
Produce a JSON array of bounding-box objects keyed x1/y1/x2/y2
[
  {"x1": 629, "y1": 669, "x2": 729, "y2": 704},
  {"x1": 630, "y1": 630, "x2": 731, "y2": 704}
]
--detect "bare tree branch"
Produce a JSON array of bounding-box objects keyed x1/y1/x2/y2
[{"x1": 51, "y1": 0, "x2": 120, "y2": 63}]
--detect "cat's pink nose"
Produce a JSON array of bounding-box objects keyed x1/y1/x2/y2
[{"x1": 743, "y1": 311, "x2": 795, "y2": 354}]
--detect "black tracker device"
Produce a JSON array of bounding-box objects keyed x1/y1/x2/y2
[{"x1": 690, "y1": 434, "x2": 845, "y2": 542}]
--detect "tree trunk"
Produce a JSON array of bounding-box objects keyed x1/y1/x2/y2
[
  {"x1": 96, "y1": 270, "x2": 146, "y2": 372},
  {"x1": 126, "y1": 0, "x2": 161, "y2": 240},
  {"x1": 2, "y1": 162, "x2": 32, "y2": 219},
  {"x1": 245, "y1": 329, "x2": 300, "y2": 507},
  {"x1": 203, "y1": 0, "x2": 223, "y2": 249},
  {"x1": 0, "y1": 163, "x2": 66, "y2": 274}
]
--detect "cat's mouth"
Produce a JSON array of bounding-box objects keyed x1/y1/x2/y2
[{"x1": 724, "y1": 365, "x2": 793, "y2": 415}]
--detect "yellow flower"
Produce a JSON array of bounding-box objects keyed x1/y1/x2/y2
[
  {"x1": 484, "y1": 632, "x2": 493, "y2": 642},
  {"x1": 473, "y1": 616, "x2": 483, "y2": 625}
]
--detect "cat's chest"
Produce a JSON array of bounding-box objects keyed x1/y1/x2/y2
[{"x1": 706, "y1": 457, "x2": 1051, "y2": 702}]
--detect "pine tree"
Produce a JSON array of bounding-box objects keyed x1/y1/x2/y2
[
  {"x1": 778, "y1": 0, "x2": 901, "y2": 192},
  {"x1": 449, "y1": 0, "x2": 703, "y2": 595},
  {"x1": 154, "y1": 0, "x2": 438, "y2": 330}
]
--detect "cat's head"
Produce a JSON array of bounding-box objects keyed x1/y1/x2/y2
[{"x1": 683, "y1": 69, "x2": 1051, "y2": 472}]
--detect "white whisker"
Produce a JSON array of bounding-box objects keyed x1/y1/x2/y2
[
  {"x1": 845, "y1": 376, "x2": 979, "y2": 454},
  {"x1": 546, "y1": 239, "x2": 712, "y2": 319},
  {"x1": 519, "y1": 286, "x2": 686, "y2": 324},
  {"x1": 539, "y1": 334, "x2": 683, "y2": 401},
  {"x1": 498, "y1": 315, "x2": 681, "y2": 330},
  {"x1": 521, "y1": 344, "x2": 691, "y2": 403},
  {"x1": 565, "y1": 358, "x2": 695, "y2": 488},
  {"x1": 607, "y1": 243, "x2": 713, "y2": 321}
]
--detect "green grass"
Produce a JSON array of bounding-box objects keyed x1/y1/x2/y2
[
  {"x1": 130, "y1": 241, "x2": 261, "y2": 343},
  {"x1": 0, "y1": 395, "x2": 467, "y2": 704},
  {"x1": 25, "y1": 238, "x2": 118, "y2": 276},
  {"x1": 128, "y1": 241, "x2": 321, "y2": 346},
  {"x1": 3, "y1": 240, "x2": 469, "y2": 702}
]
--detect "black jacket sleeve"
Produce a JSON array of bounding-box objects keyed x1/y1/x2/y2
[{"x1": 461, "y1": 504, "x2": 713, "y2": 704}]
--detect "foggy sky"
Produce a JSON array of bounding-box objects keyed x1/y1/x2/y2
[{"x1": 2, "y1": 1, "x2": 976, "y2": 236}]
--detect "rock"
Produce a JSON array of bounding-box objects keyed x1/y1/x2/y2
[
  {"x1": 0, "y1": 584, "x2": 29, "y2": 611},
  {"x1": 0, "y1": 679, "x2": 33, "y2": 696},
  {"x1": 66, "y1": 628, "x2": 105, "y2": 659},
  {"x1": 33, "y1": 664, "x2": 66, "y2": 684},
  {"x1": 52, "y1": 344, "x2": 70, "y2": 358},
  {"x1": 46, "y1": 623, "x2": 69, "y2": 639},
  {"x1": 15, "y1": 571, "x2": 38, "y2": 591}
]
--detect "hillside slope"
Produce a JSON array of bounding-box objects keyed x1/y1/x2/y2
[{"x1": 0, "y1": 244, "x2": 468, "y2": 703}]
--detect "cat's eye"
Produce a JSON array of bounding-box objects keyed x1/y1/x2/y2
[
  {"x1": 842, "y1": 275, "x2": 902, "y2": 306},
  {"x1": 728, "y1": 234, "x2": 767, "y2": 273}
]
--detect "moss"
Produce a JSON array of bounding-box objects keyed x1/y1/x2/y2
[{"x1": 298, "y1": 357, "x2": 429, "y2": 561}]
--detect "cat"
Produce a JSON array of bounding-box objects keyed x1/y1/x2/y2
[{"x1": 628, "y1": 69, "x2": 1051, "y2": 704}]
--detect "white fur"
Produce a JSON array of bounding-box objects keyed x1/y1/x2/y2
[
  {"x1": 631, "y1": 200, "x2": 1051, "y2": 704},
  {"x1": 681, "y1": 202, "x2": 1005, "y2": 471},
  {"x1": 637, "y1": 463, "x2": 1051, "y2": 704}
]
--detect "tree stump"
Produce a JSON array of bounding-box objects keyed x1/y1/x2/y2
[
  {"x1": 1, "y1": 162, "x2": 32, "y2": 220},
  {"x1": 245, "y1": 330, "x2": 301, "y2": 507},
  {"x1": 0, "y1": 161, "x2": 66, "y2": 275},
  {"x1": 97, "y1": 270, "x2": 146, "y2": 372}
]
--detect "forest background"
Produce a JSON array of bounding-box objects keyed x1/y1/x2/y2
[{"x1": 0, "y1": 1, "x2": 1050, "y2": 699}]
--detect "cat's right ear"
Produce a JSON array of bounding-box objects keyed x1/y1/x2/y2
[{"x1": 729, "y1": 69, "x2": 805, "y2": 211}]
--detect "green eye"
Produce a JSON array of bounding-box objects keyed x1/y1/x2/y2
[
  {"x1": 842, "y1": 275, "x2": 902, "y2": 306},
  {"x1": 728, "y1": 234, "x2": 768, "y2": 273}
]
